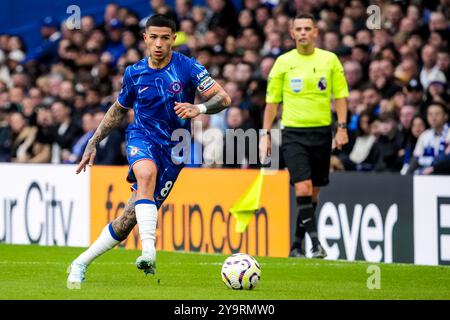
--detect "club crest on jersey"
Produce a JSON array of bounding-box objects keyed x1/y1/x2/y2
[
  {"x1": 129, "y1": 146, "x2": 139, "y2": 156},
  {"x1": 290, "y1": 78, "x2": 303, "y2": 93},
  {"x1": 317, "y1": 77, "x2": 327, "y2": 91},
  {"x1": 169, "y1": 81, "x2": 183, "y2": 94}
]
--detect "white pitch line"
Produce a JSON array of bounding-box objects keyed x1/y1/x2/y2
[{"x1": 0, "y1": 260, "x2": 356, "y2": 267}]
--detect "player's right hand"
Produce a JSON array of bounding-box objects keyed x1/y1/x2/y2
[
  {"x1": 76, "y1": 141, "x2": 97, "y2": 174},
  {"x1": 259, "y1": 134, "x2": 271, "y2": 164}
]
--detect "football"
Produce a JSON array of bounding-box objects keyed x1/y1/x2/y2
[{"x1": 221, "y1": 253, "x2": 261, "y2": 290}]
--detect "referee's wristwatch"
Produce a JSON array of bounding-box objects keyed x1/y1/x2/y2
[{"x1": 337, "y1": 122, "x2": 347, "y2": 129}]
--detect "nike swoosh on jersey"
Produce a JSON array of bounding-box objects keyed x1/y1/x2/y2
[{"x1": 138, "y1": 87, "x2": 149, "y2": 93}]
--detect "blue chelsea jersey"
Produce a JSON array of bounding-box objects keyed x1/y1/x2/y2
[{"x1": 117, "y1": 51, "x2": 215, "y2": 146}]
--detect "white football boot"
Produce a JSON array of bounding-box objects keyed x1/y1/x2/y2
[
  {"x1": 136, "y1": 249, "x2": 156, "y2": 275},
  {"x1": 66, "y1": 262, "x2": 88, "y2": 289}
]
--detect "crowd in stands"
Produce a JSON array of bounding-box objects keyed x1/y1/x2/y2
[{"x1": 0, "y1": 0, "x2": 449, "y2": 174}]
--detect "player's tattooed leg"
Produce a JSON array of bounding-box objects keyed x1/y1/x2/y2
[{"x1": 111, "y1": 192, "x2": 137, "y2": 240}]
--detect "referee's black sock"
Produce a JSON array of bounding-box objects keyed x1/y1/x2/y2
[
  {"x1": 297, "y1": 196, "x2": 320, "y2": 249},
  {"x1": 292, "y1": 216, "x2": 306, "y2": 250}
]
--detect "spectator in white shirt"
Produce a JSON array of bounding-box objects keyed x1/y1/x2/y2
[{"x1": 410, "y1": 102, "x2": 450, "y2": 174}]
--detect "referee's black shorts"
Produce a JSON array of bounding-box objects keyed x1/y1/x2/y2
[{"x1": 281, "y1": 126, "x2": 332, "y2": 186}]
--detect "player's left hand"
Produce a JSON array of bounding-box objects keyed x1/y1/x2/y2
[
  {"x1": 174, "y1": 102, "x2": 200, "y2": 119},
  {"x1": 334, "y1": 128, "x2": 348, "y2": 150}
]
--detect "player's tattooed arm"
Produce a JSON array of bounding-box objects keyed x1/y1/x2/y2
[
  {"x1": 200, "y1": 82, "x2": 232, "y2": 114},
  {"x1": 90, "y1": 101, "x2": 128, "y2": 145},
  {"x1": 76, "y1": 101, "x2": 128, "y2": 174},
  {"x1": 174, "y1": 82, "x2": 231, "y2": 119}
]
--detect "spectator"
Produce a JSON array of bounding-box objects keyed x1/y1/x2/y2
[
  {"x1": 49, "y1": 100, "x2": 82, "y2": 163},
  {"x1": 0, "y1": 108, "x2": 11, "y2": 161},
  {"x1": 208, "y1": 0, "x2": 239, "y2": 37},
  {"x1": 376, "y1": 111, "x2": 404, "y2": 172},
  {"x1": 420, "y1": 44, "x2": 441, "y2": 90},
  {"x1": 31, "y1": 106, "x2": 53, "y2": 163},
  {"x1": 26, "y1": 16, "x2": 62, "y2": 66},
  {"x1": 222, "y1": 106, "x2": 255, "y2": 169},
  {"x1": 437, "y1": 47, "x2": 450, "y2": 80},
  {"x1": 344, "y1": 61, "x2": 364, "y2": 90},
  {"x1": 399, "y1": 104, "x2": 417, "y2": 136},
  {"x1": 0, "y1": 1, "x2": 448, "y2": 171},
  {"x1": 404, "y1": 78, "x2": 427, "y2": 116},
  {"x1": 61, "y1": 112, "x2": 95, "y2": 164},
  {"x1": 340, "y1": 110, "x2": 383, "y2": 172},
  {"x1": 409, "y1": 102, "x2": 450, "y2": 174},
  {"x1": 424, "y1": 72, "x2": 449, "y2": 106},
  {"x1": 103, "y1": 19, "x2": 126, "y2": 66},
  {"x1": 400, "y1": 114, "x2": 427, "y2": 174},
  {"x1": 362, "y1": 86, "x2": 382, "y2": 116},
  {"x1": 8, "y1": 111, "x2": 37, "y2": 163},
  {"x1": 192, "y1": 113, "x2": 222, "y2": 168},
  {"x1": 347, "y1": 89, "x2": 364, "y2": 133}
]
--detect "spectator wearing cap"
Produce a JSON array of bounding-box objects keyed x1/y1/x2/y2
[
  {"x1": 7, "y1": 50, "x2": 25, "y2": 73},
  {"x1": 104, "y1": 19, "x2": 126, "y2": 66},
  {"x1": 26, "y1": 16, "x2": 62, "y2": 65},
  {"x1": 404, "y1": 78, "x2": 427, "y2": 115},
  {"x1": 425, "y1": 71, "x2": 449, "y2": 106}
]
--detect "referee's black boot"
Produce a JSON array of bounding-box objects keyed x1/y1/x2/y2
[
  {"x1": 289, "y1": 247, "x2": 306, "y2": 258},
  {"x1": 311, "y1": 244, "x2": 327, "y2": 259}
]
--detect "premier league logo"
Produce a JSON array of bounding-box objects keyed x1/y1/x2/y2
[
  {"x1": 169, "y1": 81, "x2": 183, "y2": 94},
  {"x1": 317, "y1": 77, "x2": 327, "y2": 91},
  {"x1": 290, "y1": 78, "x2": 303, "y2": 93}
]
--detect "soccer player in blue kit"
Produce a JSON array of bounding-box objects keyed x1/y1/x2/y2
[{"x1": 67, "y1": 14, "x2": 231, "y2": 289}]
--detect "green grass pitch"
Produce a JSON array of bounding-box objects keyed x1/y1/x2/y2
[{"x1": 1, "y1": 244, "x2": 449, "y2": 300}]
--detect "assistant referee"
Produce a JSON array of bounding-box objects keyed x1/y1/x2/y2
[{"x1": 260, "y1": 13, "x2": 349, "y2": 258}]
